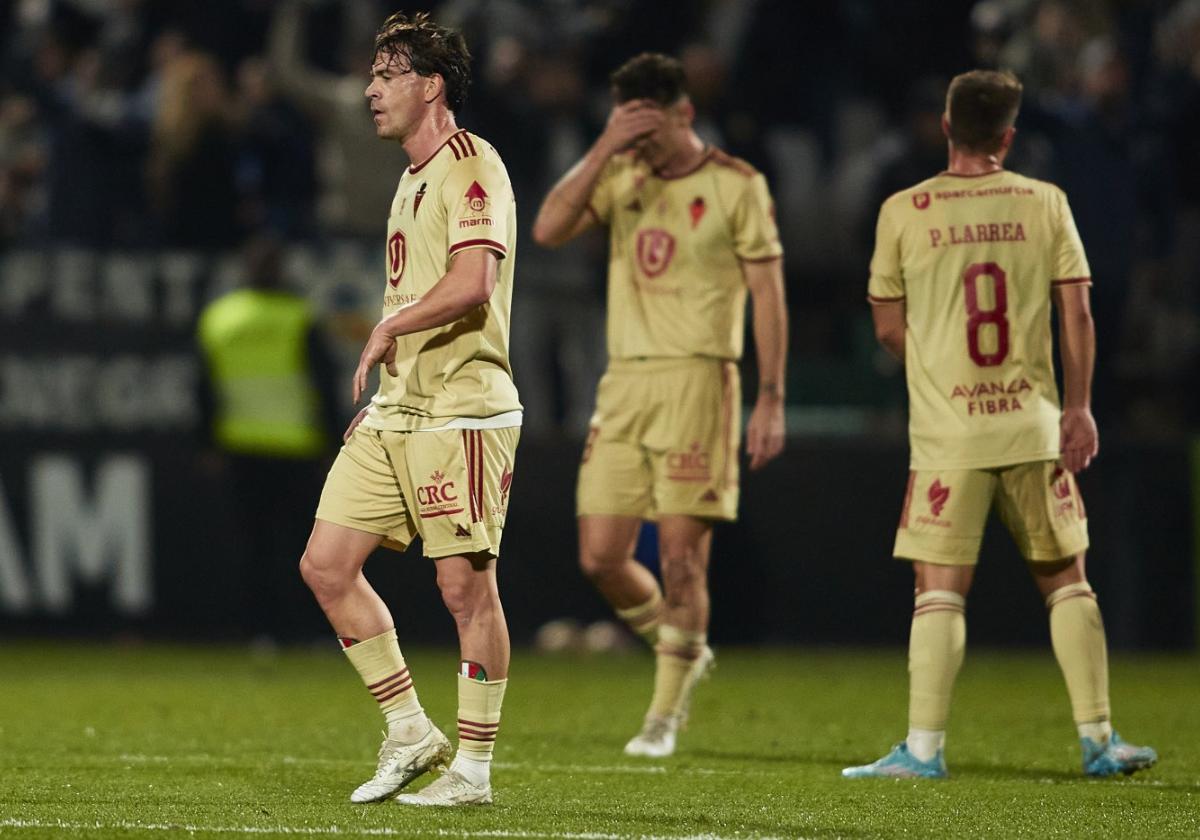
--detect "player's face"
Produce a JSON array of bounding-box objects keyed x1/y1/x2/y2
[
  {"x1": 365, "y1": 54, "x2": 429, "y2": 141},
  {"x1": 631, "y1": 100, "x2": 690, "y2": 169}
]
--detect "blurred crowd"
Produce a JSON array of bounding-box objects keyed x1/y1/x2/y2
[{"x1": 2, "y1": 0, "x2": 1199, "y2": 435}]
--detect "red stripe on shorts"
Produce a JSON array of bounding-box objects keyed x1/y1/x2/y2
[{"x1": 462, "y1": 431, "x2": 479, "y2": 523}]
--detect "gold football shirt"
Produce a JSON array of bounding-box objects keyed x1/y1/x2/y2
[
  {"x1": 868, "y1": 169, "x2": 1091, "y2": 470},
  {"x1": 587, "y1": 147, "x2": 782, "y2": 361},
  {"x1": 363, "y1": 129, "x2": 521, "y2": 431}
]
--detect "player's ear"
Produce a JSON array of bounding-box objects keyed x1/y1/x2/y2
[
  {"x1": 941, "y1": 113, "x2": 951, "y2": 140},
  {"x1": 424, "y1": 72, "x2": 444, "y2": 105},
  {"x1": 1000, "y1": 125, "x2": 1016, "y2": 152},
  {"x1": 676, "y1": 96, "x2": 695, "y2": 125}
]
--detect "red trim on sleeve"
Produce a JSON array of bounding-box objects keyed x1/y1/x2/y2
[
  {"x1": 449, "y1": 238, "x2": 508, "y2": 258},
  {"x1": 1051, "y1": 277, "x2": 1092, "y2": 287},
  {"x1": 867, "y1": 294, "x2": 905, "y2": 304}
]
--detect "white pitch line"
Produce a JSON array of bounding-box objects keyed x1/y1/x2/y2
[
  {"x1": 108, "y1": 754, "x2": 741, "y2": 776},
  {"x1": 0, "y1": 819, "x2": 790, "y2": 840}
]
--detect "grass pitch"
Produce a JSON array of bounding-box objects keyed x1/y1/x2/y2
[{"x1": 0, "y1": 643, "x2": 1196, "y2": 839}]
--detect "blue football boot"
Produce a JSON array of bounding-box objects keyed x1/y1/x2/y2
[
  {"x1": 1082, "y1": 732, "x2": 1157, "y2": 777},
  {"x1": 842, "y1": 742, "x2": 948, "y2": 779}
]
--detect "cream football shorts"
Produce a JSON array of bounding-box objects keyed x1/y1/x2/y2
[
  {"x1": 577, "y1": 357, "x2": 740, "y2": 522},
  {"x1": 316, "y1": 425, "x2": 519, "y2": 558},
  {"x1": 893, "y1": 459, "x2": 1089, "y2": 565}
]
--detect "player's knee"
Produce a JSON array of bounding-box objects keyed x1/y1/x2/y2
[
  {"x1": 660, "y1": 549, "x2": 705, "y2": 602},
  {"x1": 299, "y1": 550, "x2": 349, "y2": 602},
  {"x1": 578, "y1": 547, "x2": 621, "y2": 583},
  {"x1": 436, "y1": 572, "x2": 484, "y2": 626}
]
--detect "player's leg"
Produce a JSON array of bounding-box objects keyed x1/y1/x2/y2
[
  {"x1": 394, "y1": 428, "x2": 517, "y2": 806},
  {"x1": 1003, "y1": 462, "x2": 1156, "y2": 776},
  {"x1": 576, "y1": 382, "x2": 662, "y2": 647},
  {"x1": 578, "y1": 513, "x2": 662, "y2": 645},
  {"x1": 844, "y1": 469, "x2": 992, "y2": 779},
  {"x1": 305, "y1": 427, "x2": 447, "y2": 802},
  {"x1": 623, "y1": 514, "x2": 716, "y2": 758}
]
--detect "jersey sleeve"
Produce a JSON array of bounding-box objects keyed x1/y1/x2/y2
[
  {"x1": 731, "y1": 173, "x2": 784, "y2": 262},
  {"x1": 586, "y1": 156, "x2": 620, "y2": 225},
  {"x1": 1050, "y1": 190, "x2": 1091, "y2": 287},
  {"x1": 867, "y1": 201, "x2": 905, "y2": 302},
  {"x1": 443, "y1": 150, "x2": 513, "y2": 260}
]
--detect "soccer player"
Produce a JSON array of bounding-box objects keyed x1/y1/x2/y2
[
  {"x1": 843, "y1": 70, "x2": 1156, "y2": 779},
  {"x1": 298, "y1": 12, "x2": 520, "y2": 806},
  {"x1": 532, "y1": 53, "x2": 787, "y2": 757}
]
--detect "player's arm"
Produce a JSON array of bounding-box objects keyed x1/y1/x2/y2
[
  {"x1": 744, "y1": 257, "x2": 787, "y2": 471},
  {"x1": 531, "y1": 100, "x2": 663, "y2": 247},
  {"x1": 870, "y1": 299, "x2": 906, "y2": 361},
  {"x1": 1053, "y1": 283, "x2": 1098, "y2": 472},
  {"x1": 352, "y1": 249, "x2": 499, "y2": 403}
]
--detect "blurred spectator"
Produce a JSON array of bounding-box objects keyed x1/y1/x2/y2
[
  {"x1": 196, "y1": 235, "x2": 340, "y2": 641},
  {"x1": 148, "y1": 50, "x2": 240, "y2": 248},
  {"x1": 234, "y1": 56, "x2": 318, "y2": 238},
  {"x1": 267, "y1": 0, "x2": 401, "y2": 238}
]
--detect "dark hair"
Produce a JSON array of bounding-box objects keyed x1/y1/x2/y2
[
  {"x1": 610, "y1": 52, "x2": 688, "y2": 105},
  {"x1": 373, "y1": 12, "x2": 471, "y2": 112},
  {"x1": 946, "y1": 69, "x2": 1023, "y2": 154}
]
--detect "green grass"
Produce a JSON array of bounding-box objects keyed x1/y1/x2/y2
[{"x1": 0, "y1": 644, "x2": 1196, "y2": 839}]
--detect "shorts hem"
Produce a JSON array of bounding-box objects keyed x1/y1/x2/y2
[
  {"x1": 314, "y1": 513, "x2": 411, "y2": 551},
  {"x1": 424, "y1": 541, "x2": 498, "y2": 559},
  {"x1": 1022, "y1": 537, "x2": 1090, "y2": 562}
]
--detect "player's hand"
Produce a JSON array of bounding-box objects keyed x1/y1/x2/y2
[
  {"x1": 343, "y1": 407, "x2": 369, "y2": 443},
  {"x1": 352, "y1": 325, "x2": 398, "y2": 404},
  {"x1": 1059, "y1": 407, "x2": 1098, "y2": 473},
  {"x1": 597, "y1": 99, "x2": 664, "y2": 156},
  {"x1": 746, "y1": 395, "x2": 785, "y2": 471}
]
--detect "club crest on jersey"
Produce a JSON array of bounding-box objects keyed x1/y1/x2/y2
[
  {"x1": 636, "y1": 228, "x2": 676, "y2": 278},
  {"x1": 913, "y1": 192, "x2": 931, "y2": 210},
  {"x1": 928, "y1": 479, "x2": 950, "y2": 516},
  {"x1": 690, "y1": 196, "x2": 706, "y2": 228},
  {"x1": 414, "y1": 182, "x2": 427, "y2": 216},
  {"x1": 388, "y1": 230, "x2": 406, "y2": 287}
]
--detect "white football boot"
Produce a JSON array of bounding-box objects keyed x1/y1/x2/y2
[
  {"x1": 350, "y1": 719, "x2": 452, "y2": 804},
  {"x1": 394, "y1": 769, "x2": 492, "y2": 806},
  {"x1": 623, "y1": 714, "x2": 679, "y2": 757}
]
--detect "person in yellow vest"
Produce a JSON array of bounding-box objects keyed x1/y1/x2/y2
[{"x1": 197, "y1": 234, "x2": 338, "y2": 641}]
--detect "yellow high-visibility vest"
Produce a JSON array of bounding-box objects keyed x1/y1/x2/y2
[{"x1": 198, "y1": 288, "x2": 325, "y2": 458}]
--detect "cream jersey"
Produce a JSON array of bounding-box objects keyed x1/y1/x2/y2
[
  {"x1": 363, "y1": 129, "x2": 522, "y2": 432},
  {"x1": 587, "y1": 147, "x2": 782, "y2": 361},
  {"x1": 868, "y1": 169, "x2": 1091, "y2": 470}
]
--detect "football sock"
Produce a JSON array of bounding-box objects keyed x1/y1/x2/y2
[
  {"x1": 908, "y1": 590, "x2": 966, "y2": 746},
  {"x1": 341, "y1": 629, "x2": 425, "y2": 740},
  {"x1": 906, "y1": 727, "x2": 945, "y2": 763},
  {"x1": 648, "y1": 624, "x2": 706, "y2": 718},
  {"x1": 616, "y1": 589, "x2": 664, "y2": 647},
  {"x1": 1046, "y1": 582, "x2": 1111, "y2": 730},
  {"x1": 455, "y1": 671, "x2": 507, "y2": 785}
]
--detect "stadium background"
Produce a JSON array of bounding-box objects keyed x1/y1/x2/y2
[{"x1": 0, "y1": 0, "x2": 1197, "y2": 650}]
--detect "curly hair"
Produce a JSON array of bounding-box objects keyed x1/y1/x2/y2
[
  {"x1": 609, "y1": 53, "x2": 688, "y2": 106},
  {"x1": 373, "y1": 11, "x2": 472, "y2": 112}
]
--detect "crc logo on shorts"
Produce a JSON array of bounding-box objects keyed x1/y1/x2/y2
[
  {"x1": 417, "y1": 469, "x2": 463, "y2": 519},
  {"x1": 912, "y1": 192, "x2": 931, "y2": 210},
  {"x1": 928, "y1": 479, "x2": 950, "y2": 517},
  {"x1": 388, "y1": 230, "x2": 407, "y2": 287},
  {"x1": 666, "y1": 441, "x2": 711, "y2": 483},
  {"x1": 636, "y1": 228, "x2": 676, "y2": 278}
]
